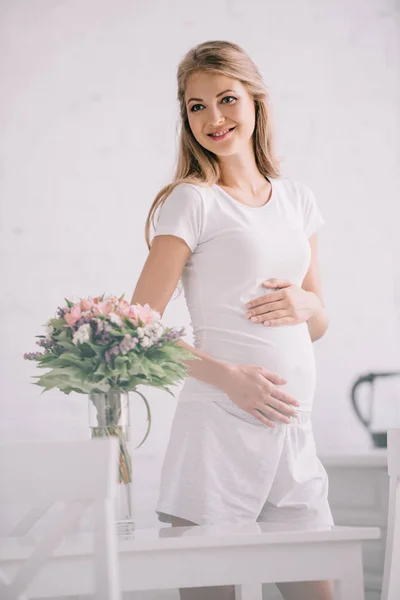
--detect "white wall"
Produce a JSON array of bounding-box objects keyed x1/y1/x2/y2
[{"x1": 1, "y1": 0, "x2": 400, "y2": 531}]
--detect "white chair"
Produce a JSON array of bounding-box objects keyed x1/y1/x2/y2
[
  {"x1": 0, "y1": 441, "x2": 382, "y2": 600},
  {"x1": 381, "y1": 428, "x2": 400, "y2": 600},
  {"x1": 0, "y1": 438, "x2": 121, "y2": 600}
]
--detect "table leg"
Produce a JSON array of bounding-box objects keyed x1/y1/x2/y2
[
  {"x1": 235, "y1": 584, "x2": 263, "y2": 600},
  {"x1": 334, "y1": 545, "x2": 365, "y2": 600}
]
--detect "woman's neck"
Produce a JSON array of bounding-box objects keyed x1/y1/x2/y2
[{"x1": 218, "y1": 147, "x2": 266, "y2": 194}]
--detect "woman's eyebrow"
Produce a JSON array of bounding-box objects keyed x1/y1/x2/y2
[{"x1": 186, "y1": 89, "x2": 237, "y2": 104}]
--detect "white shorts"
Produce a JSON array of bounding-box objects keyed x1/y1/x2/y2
[{"x1": 156, "y1": 398, "x2": 334, "y2": 527}]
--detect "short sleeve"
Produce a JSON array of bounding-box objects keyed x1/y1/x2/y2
[
  {"x1": 152, "y1": 183, "x2": 204, "y2": 252},
  {"x1": 300, "y1": 184, "x2": 325, "y2": 237}
]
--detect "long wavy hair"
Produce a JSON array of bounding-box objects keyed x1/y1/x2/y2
[
  {"x1": 145, "y1": 40, "x2": 281, "y2": 250},
  {"x1": 143, "y1": 40, "x2": 281, "y2": 298}
]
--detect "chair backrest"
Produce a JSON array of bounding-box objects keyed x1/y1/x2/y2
[
  {"x1": 0, "y1": 438, "x2": 121, "y2": 600},
  {"x1": 381, "y1": 429, "x2": 400, "y2": 600}
]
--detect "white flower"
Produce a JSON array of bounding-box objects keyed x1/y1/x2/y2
[
  {"x1": 155, "y1": 323, "x2": 164, "y2": 338},
  {"x1": 45, "y1": 324, "x2": 54, "y2": 340},
  {"x1": 142, "y1": 323, "x2": 164, "y2": 341},
  {"x1": 72, "y1": 323, "x2": 91, "y2": 345},
  {"x1": 136, "y1": 327, "x2": 145, "y2": 338},
  {"x1": 152, "y1": 310, "x2": 161, "y2": 322},
  {"x1": 109, "y1": 313, "x2": 122, "y2": 327},
  {"x1": 140, "y1": 335, "x2": 151, "y2": 348}
]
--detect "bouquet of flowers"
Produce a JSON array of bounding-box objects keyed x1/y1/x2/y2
[
  {"x1": 24, "y1": 294, "x2": 198, "y2": 497},
  {"x1": 24, "y1": 293, "x2": 197, "y2": 396}
]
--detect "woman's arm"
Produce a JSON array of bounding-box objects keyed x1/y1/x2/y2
[
  {"x1": 304, "y1": 291, "x2": 329, "y2": 342},
  {"x1": 174, "y1": 338, "x2": 234, "y2": 389},
  {"x1": 130, "y1": 234, "x2": 233, "y2": 390},
  {"x1": 302, "y1": 233, "x2": 329, "y2": 342}
]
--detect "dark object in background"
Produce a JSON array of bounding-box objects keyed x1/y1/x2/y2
[{"x1": 351, "y1": 371, "x2": 400, "y2": 447}]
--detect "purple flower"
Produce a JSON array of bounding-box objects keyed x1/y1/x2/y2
[
  {"x1": 119, "y1": 334, "x2": 137, "y2": 355},
  {"x1": 36, "y1": 337, "x2": 56, "y2": 350},
  {"x1": 24, "y1": 351, "x2": 44, "y2": 360},
  {"x1": 56, "y1": 307, "x2": 69, "y2": 319},
  {"x1": 104, "y1": 344, "x2": 120, "y2": 363},
  {"x1": 75, "y1": 316, "x2": 93, "y2": 329}
]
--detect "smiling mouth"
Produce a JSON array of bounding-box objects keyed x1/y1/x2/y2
[{"x1": 207, "y1": 127, "x2": 236, "y2": 140}]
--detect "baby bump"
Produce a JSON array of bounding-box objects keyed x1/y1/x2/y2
[{"x1": 184, "y1": 323, "x2": 317, "y2": 413}]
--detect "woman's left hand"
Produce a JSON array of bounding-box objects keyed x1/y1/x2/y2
[{"x1": 245, "y1": 278, "x2": 316, "y2": 327}]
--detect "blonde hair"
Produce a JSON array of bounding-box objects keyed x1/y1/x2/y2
[
  {"x1": 144, "y1": 40, "x2": 281, "y2": 251},
  {"x1": 143, "y1": 40, "x2": 281, "y2": 299}
]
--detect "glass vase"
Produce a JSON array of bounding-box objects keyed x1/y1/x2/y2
[{"x1": 89, "y1": 390, "x2": 134, "y2": 534}]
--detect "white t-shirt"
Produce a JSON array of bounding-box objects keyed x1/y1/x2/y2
[{"x1": 152, "y1": 177, "x2": 325, "y2": 411}]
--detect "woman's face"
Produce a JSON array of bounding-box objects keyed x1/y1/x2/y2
[{"x1": 184, "y1": 71, "x2": 256, "y2": 157}]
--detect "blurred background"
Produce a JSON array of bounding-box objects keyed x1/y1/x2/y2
[{"x1": 1, "y1": 0, "x2": 400, "y2": 542}]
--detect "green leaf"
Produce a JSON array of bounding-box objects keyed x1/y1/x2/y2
[
  {"x1": 96, "y1": 362, "x2": 112, "y2": 376},
  {"x1": 48, "y1": 318, "x2": 66, "y2": 329},
  {"x1": 50, "y1": 353, "x2": 96, "y2": 374},
  {"x1": 79, "y1": 342, "x2": 97, "y2": 358},
  {"x1": 147, "y1": 362, "x2": 168, "y2": 378},
  {"x1": 114, "y1": 355, "x2": 129, "y2": 368}
]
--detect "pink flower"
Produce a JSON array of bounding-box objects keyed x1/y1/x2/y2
[
  {"x1": 80, "y1": 299, "x2": 93, "y2": 311},
  {"x1": 117, "y1": 299, "x2": 129, "y2": 312},
  {"x1": 122, "y1": 305, "x2": 140, "y2": 326},
  {"x1": 136, "y1": 303, "x2": 158, "y2": 325},
  {"x1": 116, "y1": 300, "x2": 129, "y2": 321},
  {"x1": 91, "y1": 301, "x2": 114, "y2": 316},
  {"x1": 64, "y1": 304, "x2": 82, "y2": 327}
]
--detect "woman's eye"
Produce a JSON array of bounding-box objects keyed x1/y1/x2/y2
[
  {"x1": 190, "y1": 96, "x2": 236, "y2": 113},
  {"x1": 222, "y1": 96, "x2": 236, "y2": 104}
]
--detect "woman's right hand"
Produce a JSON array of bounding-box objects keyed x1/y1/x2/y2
[{"x1": 219, "y1": 363, "x2": 300, "y2": 427}]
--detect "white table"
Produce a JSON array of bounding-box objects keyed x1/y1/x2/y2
[{"x1": 0, "y1": 520, "x2": 380, "y2": 599}]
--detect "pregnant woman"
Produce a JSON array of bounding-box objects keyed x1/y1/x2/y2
[{"x1": 131, "y1": 40, "x2": 334, "y2": 600}]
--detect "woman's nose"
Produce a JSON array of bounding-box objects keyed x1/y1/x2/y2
[{"x1": 208, "y1": 106, "x2": 225, "y2": 125}]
